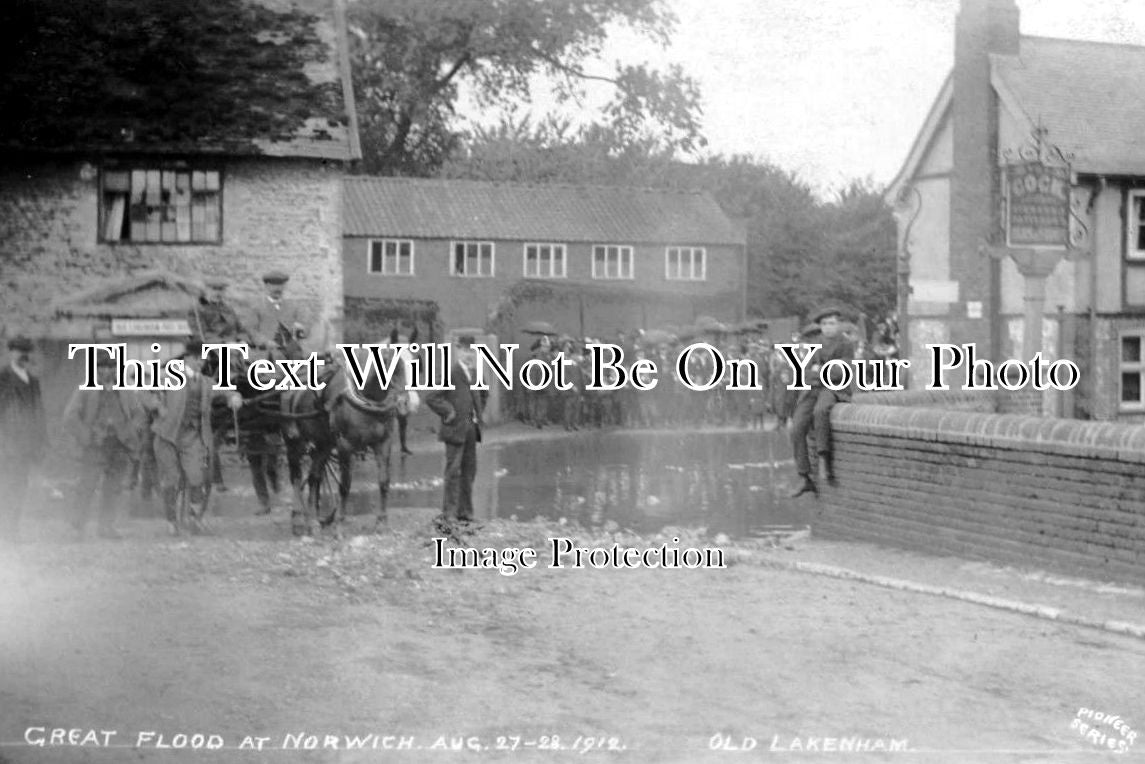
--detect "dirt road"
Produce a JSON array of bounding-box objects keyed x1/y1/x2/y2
[{"x1": 2, "y1": 507, "x2": 1143, "y2": 764}]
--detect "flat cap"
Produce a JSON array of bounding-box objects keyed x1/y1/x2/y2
[
  {"x1": 456, "y1": 334, "x2": 477, "y2": 346},
  {"x1": 7, "y1": 336, "x2": 33, "y2": 352},
  {"x1": 262, "y1": 270, "x2": 290, "y2": 285},
  {"x1": 811, "y1": 306, "x2": 844, "y2": 323}
]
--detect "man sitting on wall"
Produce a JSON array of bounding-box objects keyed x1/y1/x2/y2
[{"x1": 789, "y1": 307, "x2": 855, "y2": 498}]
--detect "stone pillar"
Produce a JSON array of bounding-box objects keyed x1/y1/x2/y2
[{"x1": 1008, "y1": 248, "x2": 1064, "y2": 359}]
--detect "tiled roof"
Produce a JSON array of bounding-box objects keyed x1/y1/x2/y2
[
  {"x1": 343, "y1": 177, "x2": 746, "y2": 245},
  {"x1": 0, "y1": 0, "x2": 358, "y2": 161},
  {"x1": 992, "y1": 36, "x2": 1145, "y2": 175}
]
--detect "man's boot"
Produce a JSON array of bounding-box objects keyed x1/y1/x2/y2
[{"x1": 789, "y1": 475, "x2": 817, "y2": 498}]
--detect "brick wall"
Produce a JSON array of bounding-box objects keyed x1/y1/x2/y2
[
  {"x1": 0, "y1": 156, "x2": 345, "y2": 336},
  {"x1": 819, "y1": 399, "x2": 1145, "y2": 583}
]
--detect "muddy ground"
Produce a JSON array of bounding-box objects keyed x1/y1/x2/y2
[
  {"x1": 2, "y1": 507, "x2": 1144, "y2": 764},
  {"x1": 2, "y1": 423, "x2": 1144, "y2": 763}
]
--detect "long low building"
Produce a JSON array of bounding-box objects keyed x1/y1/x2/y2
[{"x1": 341, "y1": 176, "x2": 748, "y2": 344}]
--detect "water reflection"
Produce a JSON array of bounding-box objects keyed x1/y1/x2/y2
[{"x1": 388, "y1": 429, "x2": 805, "y2": 540}]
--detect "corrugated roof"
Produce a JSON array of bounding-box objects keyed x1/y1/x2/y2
[
  {"x1": 993, "y1": 36, "x2": 1145, "y2": 175},
  {"x1": 343, "y1": 177, "x2": 746, "y2": 245},
  {"x1": 0, "y1": 0, "x2": 358, "y2": 161}
]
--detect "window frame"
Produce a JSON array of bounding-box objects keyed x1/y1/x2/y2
[
  {"x1": 98, "y1": 165, "x2": 224, "y2": 245},
  {"x1": 367, "y1": 238, "x2": 415, "y2": 276},
  {"x1": 523, "y1": 242, "x2": 567, "y2": 279},
  {"x1": 665, "y1": 246, "x2": 707, "y2": 281},
  {"x1": 1128, "y1": 190, "x2": 1145, "y2": 261},
  {"x1": 450, "y1": 240, "x2": 495, "y2": 278},
  {"x1": 591, "y1": 244, "x2": 635, "y2": 280},
  {"x1": 1119, "y1": 330, "x2": 1145, "y2": 412}
]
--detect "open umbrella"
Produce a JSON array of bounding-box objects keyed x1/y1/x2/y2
[{"x1": 521, "y1": 320, "x2": 557, "y2": 335}]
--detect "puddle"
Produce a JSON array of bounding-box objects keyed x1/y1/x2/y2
[{"x1": 377, "y1": 429, "x2": 807, "y2": 540}]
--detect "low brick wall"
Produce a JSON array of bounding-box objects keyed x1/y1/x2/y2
[{"x1": 818, "y1": 396, "x2": 1145, "y2": 584}]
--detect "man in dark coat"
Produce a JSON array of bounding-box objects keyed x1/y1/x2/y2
[
  {"x1": 0, "y1": 336, "x2": 48, "y2": 542},
  {"x1": 424, "y1": 336, "x2": 485, "y2": 528},
  {"x1": 789, "y1": 307, "x2": 855, "y2": 497},
  {"x1": 152, "y1": 341, "x2": 215, "y2": 535},
  {"x1": 246, "y1": 270, "x2": 309, "y2": 356}
]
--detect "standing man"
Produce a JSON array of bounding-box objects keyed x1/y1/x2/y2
[
  {"x1": 152, "y1": 340, "x2": 214, "y2": 535},
  {"x1": 0, "y1": 337, "x2": 48, "y2": 543},
  {"x1": 425, "y1": 335, "x2": 485, "y2": 531},
  {"x1": 63, "y1": 364, "x2": 148, "y2": 539},
  {"x1": 194, "y1": 277, "x2": 243, "y2": 492},
  {"x1": 248, "y1": 270, "x2": 308, "y2": 356},
  {"x1": 789, "y1": 307, "x2": 855, "y2": 498}
]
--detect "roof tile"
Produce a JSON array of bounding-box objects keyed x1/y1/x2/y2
[{"x1": 343, "y1": 177, "x2": 745, "y2": 245}]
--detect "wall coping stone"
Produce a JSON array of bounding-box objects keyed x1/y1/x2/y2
[{"x1": 832, "y1": 402, "x2": 1145, "y2": 463}]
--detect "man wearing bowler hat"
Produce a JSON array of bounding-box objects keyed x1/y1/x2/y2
[
  {"x1": 424, "y1": 334, "x2": 485, "y2": 531},
  {"x1": 789, "y1": 306, "x2": 855, "y2": 498},
  {"x1": 0, "y1": 336, "x2": 48, "y2": 542},
  {"x1": 248, "y1": 270, "x2": 308, "y2": 357}
]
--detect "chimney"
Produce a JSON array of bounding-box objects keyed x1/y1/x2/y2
[{"x1": 949, "y1": 0, "x2": 1020, "y2": 360}]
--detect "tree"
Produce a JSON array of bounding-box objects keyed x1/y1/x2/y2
[
  {"x1": 815, "y1": 179, "x2": 898, "y2": 322},
  {"x1": 0, "y1": 0, "x2": 340, "y2": 151},
  {"x1": 348, "y1": 0, "x2": 703, "y2": 175}
]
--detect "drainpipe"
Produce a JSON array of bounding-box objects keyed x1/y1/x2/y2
[{"x1": 1088, "y1": 177, "x2": 1106, "y2": 420}]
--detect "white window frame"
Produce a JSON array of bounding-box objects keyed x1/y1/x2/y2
[
  {"x1": 450, "y1": 241, "x2": 495, "y2": 277},
  {"x1": 591, "y1": 245, "x2": 634, "y2": 280},
  {"x1": 1120, "y1": 330, "x2": 1145, "y2": 411},
  {"x1": 1129, "y1": 191, "x2": 1145, "y2": 261},
  {"x1": 523, "y1": 242, "x2": 567, "y2": 279},
  {"x1": 99, "y1": 166, "x2": 222, "y2": 244},
  {"x1": 367, "y1": 238, "x2": 415, "y2": 276},
  {"x1": 665, "y1": 246, "x2": 707, "y2": 281}
]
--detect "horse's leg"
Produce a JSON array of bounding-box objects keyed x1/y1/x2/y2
[
  {"x1": 372, "y1": 430, "x2": 393, "y2": 533},
  {"x1": 286, "y1": 436, "x2": 312, "y2": 537},
  {"x1": 337, "y1": 446, "x2": 353, "y2": 531}
]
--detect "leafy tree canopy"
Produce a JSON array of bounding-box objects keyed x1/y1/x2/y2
[
  {"x1": 0, "y1": 0, "x2": 341, "y2": 151},
  {"x1": 348, "y1": 0, "x2": 703, "y2": 175}
]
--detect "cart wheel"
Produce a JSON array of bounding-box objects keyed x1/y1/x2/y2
[{"x1": 315, "y1": 454, "x2": 343, "y2": 528}]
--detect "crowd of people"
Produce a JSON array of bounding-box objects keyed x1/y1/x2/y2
[{"x1": 508, "y1": 314, "x2": 897, "y2": 435}]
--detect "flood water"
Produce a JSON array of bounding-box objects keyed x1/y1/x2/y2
[{"x1": 381, "y1": 429, "x2": 808, "y2": 540}]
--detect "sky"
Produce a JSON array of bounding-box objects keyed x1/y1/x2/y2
[{"x1": 460, "y1": 0, "x2": 1145, "y2": 196}]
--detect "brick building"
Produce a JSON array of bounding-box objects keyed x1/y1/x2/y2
[
  {"x1": 886, "y1": 0, "x2": 1145, "y2": 420},
  {"x1": 0, "y1": 0, "x2": 359, "y2": 415},
  {"x1": 341, "y1": 177, "x2": 747, "y2": 344}
]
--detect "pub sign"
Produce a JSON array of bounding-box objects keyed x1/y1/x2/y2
[{"x1": 1002, "y1": 125, "x2": 1073, "y2": 249}]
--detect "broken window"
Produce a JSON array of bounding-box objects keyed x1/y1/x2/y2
[{"x1": 100, "y1": 168, "x2": 221, "y2": 243}]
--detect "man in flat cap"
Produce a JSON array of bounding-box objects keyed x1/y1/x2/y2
[
  {"x1": 0, "y1": 336, "x2": 48, "y2": 542},
  {"x1": 194, "y1": 276, "x2": 246, "y2": 345},
  {"x1": 247, "y1": 270, "x2": 309, "y2": 358},
  {"x1": 424, "y1": 334, "x2": 485, "y2": 532},
  {"x1": 789, "y1": 306, "x2": 855, "y2": 498}
]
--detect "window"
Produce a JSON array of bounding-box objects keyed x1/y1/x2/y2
[
  {"x1": 369, "y1": 239, "x2": 414, "y2": 276},
  {"x1": 666, "y1": 246, "x2": 706, "y2": 280},
  {"x1": 1129, "y1": 191, "x2": 1145, "y2": 260},
  {"x1": 592, "y1": 245, "x2": 634, "y2": 280},
  {"x1": 1121, "y1": 332, "x2": 1145, "y2": 410},
  {"x1": 451, "y1": 241, "x2": 494, "y2": 277},
  {"x1": 523, "y1": 243, "x2": 566, "y2": 278},
  {"x1": 101, "y1": 168, "x2": 221, "y2": 243}
]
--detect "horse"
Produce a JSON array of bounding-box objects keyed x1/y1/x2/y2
[{"x1": 303, "y1": 327, "x2": 420, "y2": 535}]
